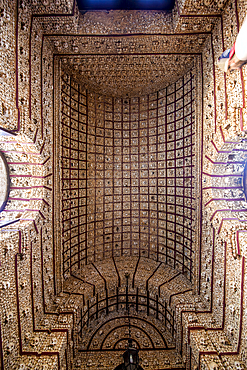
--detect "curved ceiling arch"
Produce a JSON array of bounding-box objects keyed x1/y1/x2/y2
[
  {"x1": 100, "y1": 324, "x2": 155, "y2": 350},
  {"x1": 82, "y1": 315, "x2": 172, "y2": 351}
]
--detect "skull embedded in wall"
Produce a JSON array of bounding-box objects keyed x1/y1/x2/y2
[
  {"x1": 188, "y1": 314, "x2": 193, "y2": 322},
  {"x1": 2, "y1": 281, "x2": 10, "y2": 290},
  {"x1": 22, "y1": 308, "x2": 30, "y2": 317},
  {"x1": 20, "y1": 280, "x2": 27, "y2": 289},
  {"x1": 50, "y1": 337, "x2": 57, "y2": 346},
  {"x1": 227, "y1": 325, "x2": 234, "y2": 336},
  {"x1": 19, "y1": 364, "x2": 26, "y2": 370},
  {"x1": 219, "y1": 335, "x2": 229, "y2": 345},
  {"x1": 5, "y1": 311, "x2": 13, "y2": 323},
  {"x1": 204, "y1": 0, "x2": 213, "y2": 6},
  {"x1": 86, "y1": 359, "x2": 93, "y2": 367},
  {"x1": 229, "y1": 305, "x2": 235, "y2": 314},
  {"x1": 143, "y1": 359, "x2": 149, "y2": 367},
  {"x1": 175, "y1": 357, "x2": 182, "y2": 364},
  {"x1": 200, "y1": 336, "x2": 207, "y2": 346},
  {"x1": 75, "y1": 359, "x2": 81, "y2": 367},
  {"x1": 6, "y1": 342, "x2": 14, "y2": 354},
  {"x1": 235, "y1": 361, "x2": 245, "y2": 370},
  {"x1": 24, "y1": 332, "x2": 31, "y2": 343},
  {"x1": 181, "y1": 23, "x2": 188, "y2": 31},
  {"x1": 208, "y1": 362, "x2": 218, "y2": 370},
  {"x1": 217, "y1": 0, "x2": 224, "y2": 8},
  {"x1": 31, "y1": 336, "x2": 39, "y2": 347},
  {"x1": 163, "y1": 358, "x2": 170, "y2": 365},
  {"x1": 59, "y1": 316, "x2": 67, "y2": 323}
]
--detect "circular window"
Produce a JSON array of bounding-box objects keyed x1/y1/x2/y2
[{"x1": 0, "y1": 151, "x2": 10, "y2": 212}]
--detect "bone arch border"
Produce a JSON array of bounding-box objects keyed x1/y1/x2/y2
[
  {"x1": 100, "y1": 324, "x2": 156, "y2": 350},
  {"x1": 79, "y1": 288, "x2": 176, "y2": 338},
  {"x1": 82, "y1": 315, "x2": 173, "y2": 352}
]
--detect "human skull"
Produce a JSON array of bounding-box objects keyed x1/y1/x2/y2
[
  {"x1": 93, "y1": 340, "x2": 98, "y2": 347},
  {"x1": 217, "y1": 0, "x2": 224, "y2": 8},
  {"x1": 42, "y1": 0, "x2": 50, "y2": 6},
  {"x1": 24, "y1": 332, "x2": 31, "y2": 342},
  {"x1": 142, "y1": 359, "x2": 149, "y2": 367},
  {"x1": 43, "y1": 319, "x2": 49, "y2": 326},
  {"x1": 19, "y1": 364, "x2": 26, "y2": 370},
  {"x1": 31, "y1": 336, "x2": 39, "y2": 347},
  {"x1": 6, "y1": 342, "x2": 14, "y2": 354},
  {"x1": 200, "y1": 336, "x2": 207, "y2": 346},
  {"x1": 2, "y1": 281, "x2": 10, "y2": 290},
  {"x1": 86, "y1": 359, "x2": 93, "y2": 367},
  {"x1": 229, "y1": 280, "x2": 237, "y2": 291},
  {"x1": 229, "y1": 305, "x2": 235, "y2": 314},
  {"x1": 75, "y1": 359, "x2": 82, "y2": 367},
  {"x1": 22, "y1": 308, "x2": 30, "y2": 317},
  {"x1": 50, "y1": 338, "x2": 57, "y2": 346},
  {"x1": 20, "y1": 281, "x2": 27, "y2": 289},
  {"x1": 208, "y1": 362, "x2": 218, "y2": 370},
  {"x1": 59, "y1": 316, "x2": 67, "y2": 323},
  {"x1": 5, "y1": 312, "x2": 13, "y2": 323},
  {"x1": 219, "y1": 335, "x2": 228, "y2": 345},
  {"x1": 227, "y1": 325, "x2": 234, "y2": 335},
  {"x1": 235, "y1": 361, "x2": 245, "y2": 370},
  {"x1": 180, "y1": 23, "x2": 188, "y2": 31}
]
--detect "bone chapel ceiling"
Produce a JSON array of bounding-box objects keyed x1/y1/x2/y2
[{"x1": 1, "y1": 0, "x2": 247, "y2": 369}]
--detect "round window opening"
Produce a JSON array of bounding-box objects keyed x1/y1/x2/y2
[{"x1": 0, "y1": 151, "x2": 10, "y2": 212}]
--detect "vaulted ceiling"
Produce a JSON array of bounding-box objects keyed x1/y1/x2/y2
[{"x1": 1, "y1": 0, "x2": 247, "y2": 369}]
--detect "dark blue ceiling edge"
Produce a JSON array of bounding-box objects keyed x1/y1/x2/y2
[{"x1": 77, "y1": 0, "x2": 175, "y2": 11}]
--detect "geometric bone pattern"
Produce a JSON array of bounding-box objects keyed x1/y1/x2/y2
[{"x1": 61, "y1": 70, "x2": 196, "y2": 281}]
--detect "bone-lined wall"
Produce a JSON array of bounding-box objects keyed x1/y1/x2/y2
[{"x1": 1, "y1": 0, "x2": 247, "y2": 369}]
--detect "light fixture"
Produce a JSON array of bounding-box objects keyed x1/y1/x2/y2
[
  {"x1": 122, "y1": 273, "x2": 140, "y2": 370},
  {"x1": 123, "y1": 338, "x2": 139, "y2": 370},
  {"x1": 113, "y1": 273, "x2": 143, "y2": 370}
]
